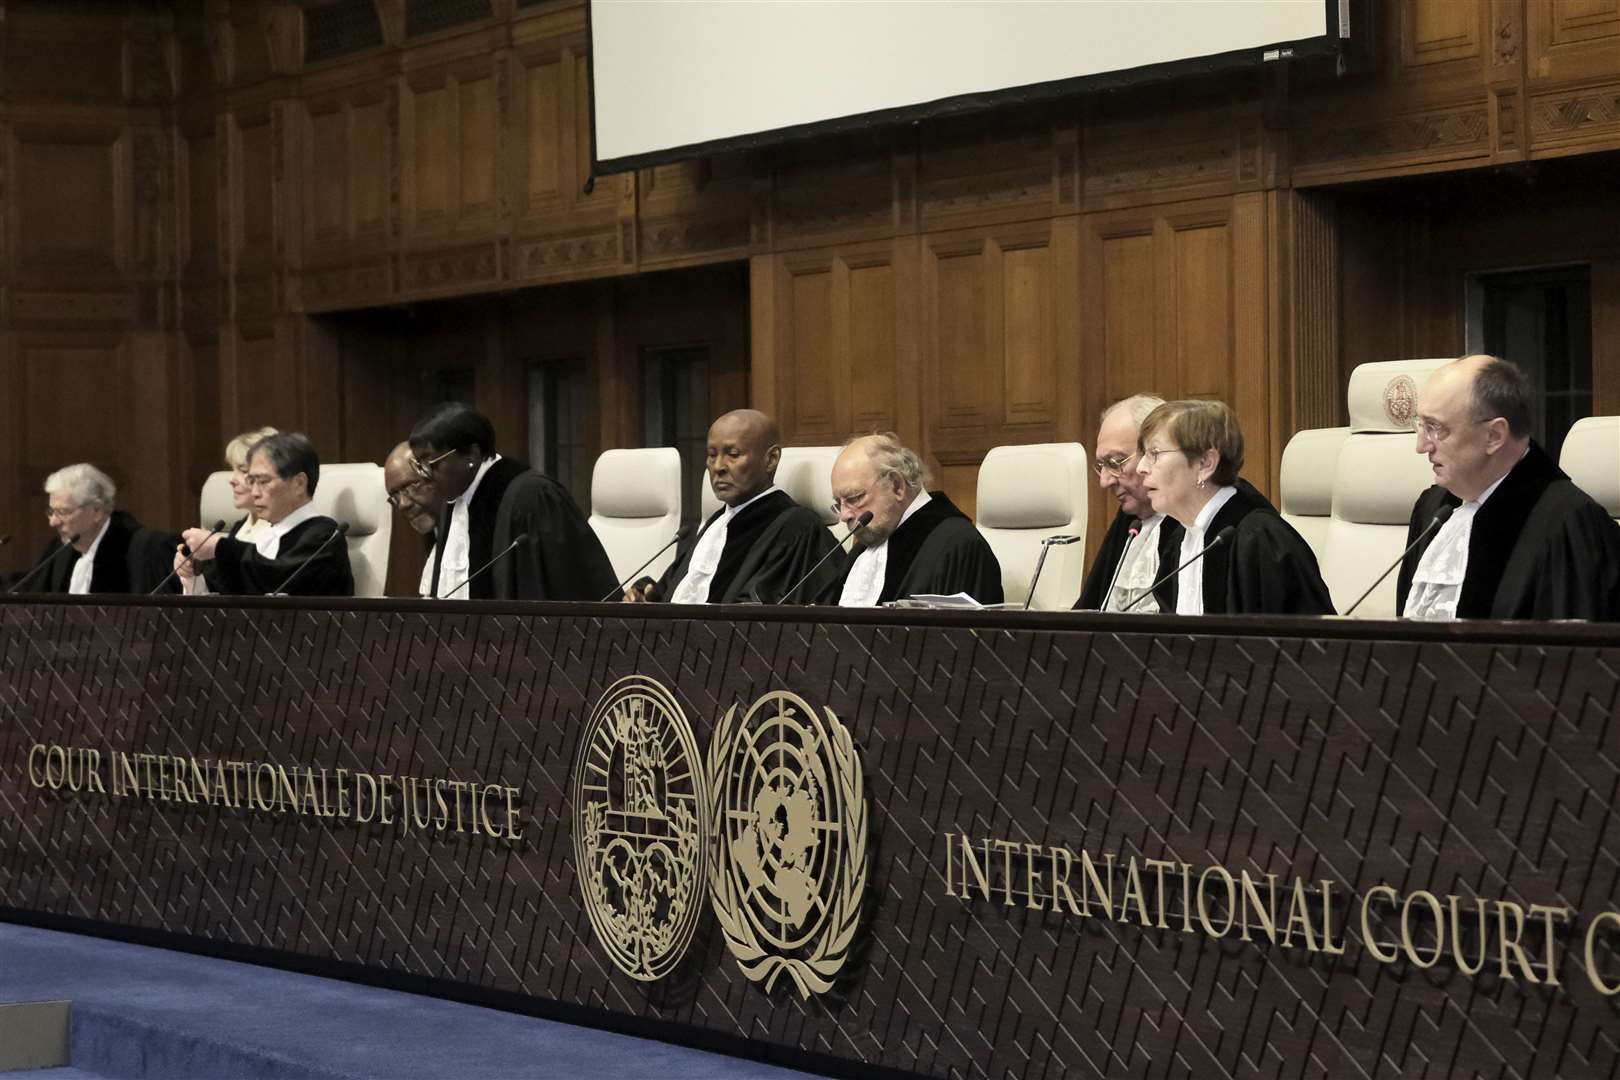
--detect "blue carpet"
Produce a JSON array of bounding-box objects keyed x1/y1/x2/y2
[{"x1": 0, "y1": 923, "x2": 827, "y2": 1079}]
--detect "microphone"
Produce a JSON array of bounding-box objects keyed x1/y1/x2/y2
[
  {"x1": 1096, "y1": 524, "x2": 1141, "y2": 612},
  {"x1": 602, "y1": 524, "x2": 693, "y2": 602},
  {"x1": 1121, "y1": 525, "x2": 1235, "y2": 612},
  {"x1": 7, "y1": 534, "x2": 81, "y2": 595},
  {"x1": 149, "y1": 519, "x2": 227, "y2": 595},
  {"x1": 441, "y1": 533, "x2": 530, "y2": 599},
  {"x1": 775, "y1": 511, "x2": 873, "y2": 605},
  {"x1": 1023, "y1": 533, "x2": 1083, "y2": 611},
  {"x1": 269, "y1": 522, "x2": 350, "y2": 595},
  {"x1": 1343, "y1": 504, "x2": 1455, "y2": 618}
]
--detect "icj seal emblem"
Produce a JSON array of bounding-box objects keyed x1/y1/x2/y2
[
  {"x1": 708, "y1": 691, "x2": 867, "y2": 996},
  {"x1": 572, "y1": 675, "x2": 709, "y2": 981}
]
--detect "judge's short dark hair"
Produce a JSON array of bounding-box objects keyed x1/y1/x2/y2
[
  {"x1": 250, "y1": 432, "x2": 320, "y2": 495},
  {"x1": 1468, "y1": 356, "x2": 1534, "y2": 439},
  {"x1": 1138, "y1": 399, "x2": 1245, "y2": 487},
  {"x1": 410, "y1": 402, "x2": 496, "y2": 458}
]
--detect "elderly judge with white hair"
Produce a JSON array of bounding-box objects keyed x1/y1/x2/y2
[{"x1": 34, "y1": 463, "x2": 177, "y2": 595}]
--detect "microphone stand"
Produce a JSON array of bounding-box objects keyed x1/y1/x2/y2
[
  {"x1": 1120, "y1": 526, "x2": 1235, "y2": 612},
  {"x1": 1096, "y1": 525, "x2": 1141, "y2": 612},
  {"x1": 1342, "y1": 505, "x2": 1455, "y2": 617},
  {"x1": 269, "y1": 522, "x2": 350, "y2": 595},
  {"x1": 7, "y1": 535, "x2": 81, "y2": 595},
  {"x1": 149, "y1": 519, "x2": 227, "y2": 595},
  {"x1": 601, "y1": 525, "x2": 692, "y2": 602},
  {"x1": 441, "y1": 534, "x2": 530, "y2": 599},
  {"x1": 1023, "y1": 534, "x2": 1083, "y2": 611},
  {"x1": 775, "y1": 511, "x2": 872, "y2": 605}
]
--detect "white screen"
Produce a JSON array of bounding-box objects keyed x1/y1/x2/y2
[{"x1": 590, "y1": 1, "x2": 1329, "y2": 168}]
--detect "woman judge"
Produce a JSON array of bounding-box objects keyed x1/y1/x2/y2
[
  {"x1": 1135, "y1": 399, "x2": 1334, "y2": 616},
  {"x1": 178, "y1": 426, "x2": 277, "y2": 595}
]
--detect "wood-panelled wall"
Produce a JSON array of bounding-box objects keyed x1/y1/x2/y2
[{"x1": 3, "y1": 0, "x2": 1619, "y2": 573}]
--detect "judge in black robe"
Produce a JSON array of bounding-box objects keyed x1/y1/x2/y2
[
  {"x1": 180, "y1": 433, "x2": 354, "y2": 597},
  {"x1": 36, "y1": 510, "x2": 178, "y2": 595},
  {"x1": 1394, "y1": 354, "x2": 1620, "y2": 622},
  {"x1": 1074, "y1": 507, "x2": 1183, "y2": 613},
  {"x1": 1137, "y1": 399, "x2": 1333, "y2": 616},
  {"x1": 629, "y1": 410, "x2": 844, "y2": 606},
  {"x1": 1396, "y1": 441, "x2": 1620, "y2": 620},
  {"x1": 822, "y1": 434, "x2": 1002, "y2": 606},
  {"x1": 410, "y1": 404, "x2": 617, "y2": 602}
]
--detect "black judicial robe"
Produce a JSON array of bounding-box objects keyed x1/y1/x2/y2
[
  {"x1": 429, "y1": 458, "x2": 617, "y2": 602},
  {"x1": 38, "y1": 510, "x2": 178, "y2": 595},
  {"x1": 1074, "y1": 508, "x2": 1183, "y2": 612},
  {"x1": 209, "y1": 515, "x2": 354, "y2": 597},
  {"x1": 641, "y1": 489, "x2": 844, "y2": 605},
  {"x1": 1394, "y1": 442, "x2": 1620, "y2": 621},
  {"x1": 822, "y1": 492, "x2": 1004, "y2": 606},
  {"x1": 1198, "y1": 483, "x2": 1335, "y2": 616}
]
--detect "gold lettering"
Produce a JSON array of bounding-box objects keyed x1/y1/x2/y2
[
  {"x1": 1527, "y1": 904, "x2": 1570, "y2": 986},
  {"x1": 1180, "y1": 864, "x2": 1194, "y2": 933},
  {"x1": 1078, "y1": 851, "x2": 1113, "y2": 918},
  {"x1": 992, "y1": 839, "x2": 1019, "y2": 907},
  {"x1": 318, "y1": 768, "x2": 334, "y2": 817},
  {"x1": 1023, "y1": 844, "x2": 1045, "y2": 911},
  {"x1": 1049, "y1": 846, "x2": 1081, "y2": 915},
  {"x1": 1239, "y1": 871, "x2": 1278, "y2": 944},
  {"x1": 45, "y1": 744, "x2": 66, "y2": 790},
  {"x1": 480, "y1": 783, "x2": 502, "y2": 838},
  {"x1": 504, "y1": 787, "x2": 523, "y2": 842},
  {"x1": 254, "y1": 763, "x2": 278, "y2": 811},
  {"x1": 171, "y1": 756, "x2": 195, "y2": 804},
  {"x1": 433, "y1": 780, "x2": 450, "y2": 832},
  {"x1": 1400, "y1": 890, "x2": 1444, "y2": 969},
  {"x1": 379, "y1": 774, "x2": 395, "y2": 825},
  {"x1": 354, "y1": 772, "x2": 377, "y2": 823},
  {"x1": 119, "y1": 752, "x2": 140, "y2": 797},
  {"x1": 85, "y1": 748, "x2": 104, "y2": 793},
  {"x1": 335, "y1": 769, "x2": 352, "y2": 818},
  {"x1": 1448, "y1": 896, "x2": 1489, "y2": 976},
  {"x1": 1143, "y1": 859, "x2": 1175, "y2": 930},
  {"x1": 275, "y1": 765, "x2": 300, "y2": 814},
  {"x1": 1197, "y1": 865, "x2": 1235, "y2": 938},
  {"x1": 189, "y1": 759, "x2": 210, "y2": 803},
  {"x1": 1281, "y1": 878, "x2": 1319, "y2": 952},
  {"x1": 1317, "y1": 881, "x2": 1346, "y2": 955},
  {"x1": 139, "y1": 752, "x2": 158, "y2": 793},
  {"x1": 155, "y1": 754, "x2": 172, "y2": 801},
  {"x1": 449, "y1": 780, "x2": 468, "y2": 832},
  {"x1": 26, "y1": 744, "x2": 45, "y2": 788},
  {"x1": 1361, "y1": 885, "x2": 1399, "y2": 963},
  {"x1": 1584, "y1": 910, "x2": 1620, "y2": 996},
  {"x1": 302, "y1": 769, "x2": 324, "y2": 818},
  {"x1": 959, "y1": 836, "x2": 991, "y2": 901},
  {"x1": 1120, "y1": 858, "x2": 1152, "y2": 928},
  {"x1": 1496, "y1": 900, "x2": 1539, "y2": 983}
]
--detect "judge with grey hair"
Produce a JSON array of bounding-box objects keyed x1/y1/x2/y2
[
  {"x1": 1075, "y1": 394, "x2": 1180, "y2": 612},
  {"x1": 35, "y1": 463, "x2": 177, "y2": 594},
  {"x1": 823, "y1": 433, "x2": 1002, "y2": 606}
]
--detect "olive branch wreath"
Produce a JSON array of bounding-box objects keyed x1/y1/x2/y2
[{"x1": 707, "y1": 694, "x2": 867, "y2": 998}]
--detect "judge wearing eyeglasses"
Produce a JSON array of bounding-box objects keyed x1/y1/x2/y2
[
  {"x1": 1074, "y1": 394, "x2": 1180, "y2": 613},
  {"x1": 1136, "y1": 400, "x2": 1333, "y2": 616},
  {"x1": 34, "y1": 464, "x2": 176, "y2": 595},
  {"x1": 406, "y1": 403, "x2": 616, "y2": 602}
]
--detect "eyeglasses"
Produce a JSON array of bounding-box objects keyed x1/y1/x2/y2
[
  {"x1": 386, "y1": 477, "x2": 430, "y2": 510},
  {"x1": 244, "y1": 472, "x2": 280, "y2": 489},
  {"x1": 45, "y1": 504, "x2": 81, "y2": 522},
  {"x1": 1416, "y1": 416, "x2": 1490, "y2": 443},
  {"x1": 1092, "y1": 451, "x2": 1138, "y2": 477},
  {"x1": 409, "y1": 448, "x2": 456, "y2": 481},
  {"x1": 829, "y1": 489, "x2": 874, "y2": 515},
  {"x1": 1141, "y1": 446, "x2": 1185, "y2": 467}
]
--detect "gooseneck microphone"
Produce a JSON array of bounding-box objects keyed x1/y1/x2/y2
[
  {"x1": 1096, "y1": 524, "x2": 1141, "y2": 612},
  {"x1": 149, "y1": 519, "x2": 227, "y2": 595},
  {"x1": 1023, "y1": 533, "x2": 1083, "y2": 611},
  {"x1": 602, "y1": 524, "x2": 693, "y2": 602},
  {"x1": 7, "y1": 534, "x2": 81, "y2": 595},
  {"x1": 1342, "y1": 504, "x2": 1455, "y2": 618},
  {"x1": 1121, "y1": 525, "x2": 1236, "y2": 612},
  {"x1": 775, "y1": 511, "x2": 873, "y2": 605},
  {"x1": 442, "y1": 534, "x2": 531, "y2": 599},
  {"x1": 269, "y1": 522, "x2": 350, "y2": 595}
]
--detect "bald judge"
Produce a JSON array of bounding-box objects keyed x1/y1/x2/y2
[
  {"x1": 1397, "y1": 355, "x2": 1620, "y2": 621},
  {"x1": 626, "y1": 410, "x2": 844, "y2": 605},
  {"x1": 1075, "y1": 394, "x2": 1181, "y2": 612},
  {"x1": 824, "y1": 434, "x2": 1002, "y2": 607}
]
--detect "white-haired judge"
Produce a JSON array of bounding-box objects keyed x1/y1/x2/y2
[{"x1": 36, "y1": 464, "x2": 177, "y2": 595}]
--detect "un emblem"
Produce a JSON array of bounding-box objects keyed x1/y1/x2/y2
[
  {"x1": 571, "y1": 675, "x2": 709, "y2": 982},
  {"x1": 707, "y1": 691, "x2": 867, "y2": 997}
]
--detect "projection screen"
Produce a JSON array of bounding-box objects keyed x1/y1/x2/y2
[{"x1": 588, "y1": 1, "x2": 1341, "y2": 173}]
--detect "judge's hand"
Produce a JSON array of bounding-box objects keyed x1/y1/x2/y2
[
  {"x1": 173, "y1": 545, "x2": 196, "y2": 583},
  {"x1": 622, "y1": 581, "x2": 656, "y2": 603},
  {"x1": 180, "y1": 528, "x2": 221, "y2": 562}
]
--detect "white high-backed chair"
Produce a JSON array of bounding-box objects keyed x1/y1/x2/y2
[
  {"x1": 1278, "y1": 427, "x2": 1349, "y2": 565},
  {"x1": 197, "y1": 462, "x2": 393, "y2": 597},
  {"x1": 1320, "y1": 358, "x2": 1453, "y2": 617},
  {"x1": 974, "y1": 442, "x2": 1089, "y2": 610},
  {"x1": 699, "y1": 445, "x2": 847, "y2": 542},
  {"x1": 589, "y1": 448, "x2": 683, "y2": 584},
  {"x1": 1560, "y1": 416, "x2": 1620, "y2": 521}
]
